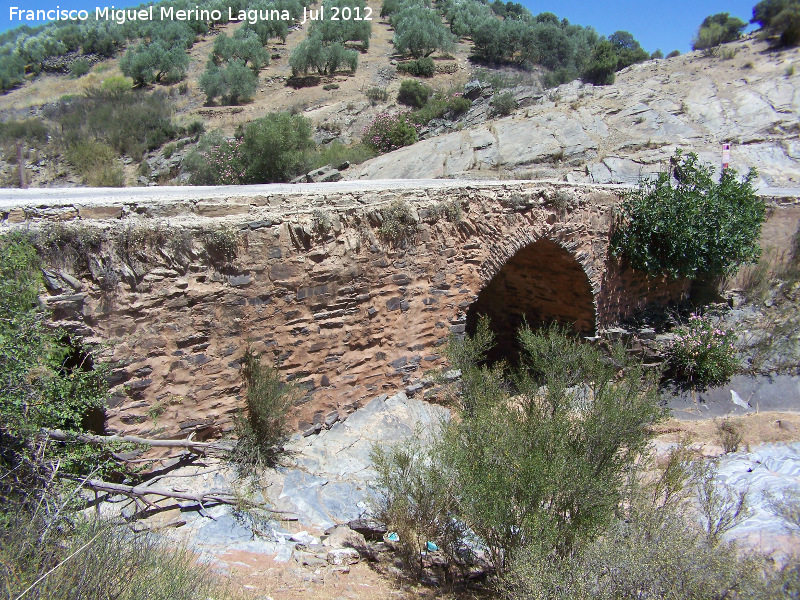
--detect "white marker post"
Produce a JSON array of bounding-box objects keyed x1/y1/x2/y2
[{"x1": 722, "y1": 143, "x2": 731, "y2": 170}]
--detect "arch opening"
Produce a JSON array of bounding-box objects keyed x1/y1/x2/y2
[{"x1": 466, "y1": 238, "x2": 597, "y2": 364}]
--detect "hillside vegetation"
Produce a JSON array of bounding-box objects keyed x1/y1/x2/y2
[{"x1": 0, "y1": 0, "x2": 797, "y2": 188}]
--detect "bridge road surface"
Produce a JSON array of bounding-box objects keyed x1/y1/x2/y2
[{"x1": 0, "y1": 181, "x2": 797, "y2": 210}]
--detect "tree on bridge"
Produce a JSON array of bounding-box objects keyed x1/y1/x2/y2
[{"x1": 611, "y1": 149, "x2": 766, "y2": 281}]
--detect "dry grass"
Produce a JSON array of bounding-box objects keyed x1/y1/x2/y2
[{"x1": 653, "y1": 411, "x2": 800, "y2": 456}]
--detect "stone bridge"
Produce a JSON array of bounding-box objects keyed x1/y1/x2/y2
[{"x1": 2, "y1": 181, "x2": 796, "y2": 439}]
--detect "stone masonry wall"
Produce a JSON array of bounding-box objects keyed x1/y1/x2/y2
[{"x1": 3, "y1": 182, "x2": 792, "y2": 440}]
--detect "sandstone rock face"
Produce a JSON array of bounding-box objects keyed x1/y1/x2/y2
[
  {"x1": 349, "y1": 40, "x2": 800, "y2": 187},
  {"x1": 5, "y1": 181, "x2": 795, "y2": 440}
]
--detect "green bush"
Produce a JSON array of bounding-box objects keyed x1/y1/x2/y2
[
  {"x1": 307, "y1": 141, "x2": 377, "y2": 170},
  {"x1": 69, "y1": 57, "x2": 91, "y2": 77},
  {"x1": 609, "y1": 30, "x2": 651, "y2": 70},
  {"x1": 365, "y1": 87, "x2": 389, "y2": 103},
  {"x1": 240, "y1": 112, "x2": 315, "y2": 182},
  {"x1": 47, "y1": 88, "x2": 175, "y2": 159},
  {"x1": 100, "y1": 75, "x2": 133, "y2": 96},
  {"x1": 396, "y1": 57, "x2": 436, "y2": 77},
  {"x1": 233, "y1": 349, "x2": 296, "y2": 469},
  {"x1": 409, "y1": 92, "x2": 471, "y2": 125},
  {"x1": 611, "y1": 150, "x2": 765, "y2": 280},
  {"x1": 202, "y1": 226, "x2": 239, "y2": 267},
  {"x1": 1, "y1": 516, "x2": 232, "y2": 600},
  {"x1": 752, "y1": 0, "x2": 800, "y2": 46},
  {"x1": 490, "y1": 90, "x2": 518, "y2": 116},
  {"x1": 183, "y1": 132, "x2": 246, "y2": 185},
  {"x1": 667, "y1": 49, "x2": 682, "y2": 58},
  {"x1": 0, "y1": 234, "x2": 112, "y2": 517},
  {"x1": 582, "y1": 40, "x2": 618, "y2": 85},
  {"x1": 372, "y1": 321, "x2": 664, "y2": 574},
  {"x1": 665, "y1": 312, "x2": 738, "y2": 390},
  {"x1": 397, "y1": 79, "x2": 432, "y2": 108},
  {"x1": 378, "y1": 199, "x2": 418, "y2": 243},
  {"x1": 503, "y1": 497, "x2": 772, "y2": 600},
  {"x1": 362, "y1": 112, "x2": 419, "y2": 153},
  {"x1": 65, "y1": 140, "x2": 125, "y2": 187}
]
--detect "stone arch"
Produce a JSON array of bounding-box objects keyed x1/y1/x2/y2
[{"x1": 466, "y1": 234, "x2": 598, "y2": 362}]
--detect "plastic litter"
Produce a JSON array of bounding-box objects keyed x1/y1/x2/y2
[
  {"x1": 426, "y1": 541, "x2": 439, "y2": 552},
  {"x1": 386, "y1": 532, "x2": 400, "y2": 542}
]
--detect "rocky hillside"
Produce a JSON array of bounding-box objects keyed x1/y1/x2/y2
[
  {"x1": 348, "y1": 36, "x2": 800, "y2": 188},
  {"x1": 0, "y1": 12, "x2": 798, "y2": 190}
]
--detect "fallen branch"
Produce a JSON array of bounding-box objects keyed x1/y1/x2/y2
[
  {"x1": 84, "y1": 478, "x2": 237, "y2": 505},
  {"x1": 81, "y1": 478, "x2": 297, "y2": 517},
  {"x1": 44, "y1": 429, "x2": 225, "y2": 453}
]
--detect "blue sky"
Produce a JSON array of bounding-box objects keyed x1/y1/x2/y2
[
  {"x1": 521, "y1": 1, "x2": 758, "y2": 53},
  {"x1": 2, "y1": 0, "x2": 758, "y2": 52}
]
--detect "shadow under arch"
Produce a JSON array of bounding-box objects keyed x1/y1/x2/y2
[{"x1": 466, "y1": 237, "x2": 597, "y2": 364}]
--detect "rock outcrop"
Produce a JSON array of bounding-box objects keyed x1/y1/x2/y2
[{"x1": 349, "y1": 39, "x2": 800, "y2": 188}]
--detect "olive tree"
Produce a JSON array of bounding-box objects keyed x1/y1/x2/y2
[{"x1": 692, "y1": 13, "x2": 747, "y2": 50}]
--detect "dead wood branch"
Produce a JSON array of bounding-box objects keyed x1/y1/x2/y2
[
  {"x1": 44, "y1": 429, "x2": 226, "y2": 454},
  {"x1": 84, "y1": 478, "x2": 237, "y2": 505}
]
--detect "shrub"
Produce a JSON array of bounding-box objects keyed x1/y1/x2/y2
[
  {"x1": 233, "y1": 349, "x2": 296, "y2": 469},
  {"x1": 609, "y1": 30, "x2": 651, "y2": 70},
  {"x1": 0, "y1": 234, "x2": 112, "y2": 518},
  {"x1": 397, "y1": 79, "x2": 432, "y2": 108},
  {"x1": 186, "y1": 120, "x2": 205, "y2": 137},
  {"x1": 490, "y1": 90, "x2": 518, "y2": 116},
  {"x1": 47, "y1": 88, "x2": 175, "y2": 158},
  {"x1": 362, "y1": 112, "x2": 419, "y2": 153},
  {"x1": 379, "y1": 199, "x2": 418, "y2": 243},
  {"x1": 752, "y1": 0, "x2": 800, "y2": 46},
  {"x1": 582, "y1": 40, "x2": 618, "y2": 85},
  {"x1": 396, "y1": 57, "x2": 436, "y2": 77},
  {"x1": 365, "y1": 87, "x2": 389, "y2": 103},
  {"x1": 240, "y1": 112, "x2": 315, "y2": 182},
  {"x1": 665, "y1": 312, "x2": 738, "y2": 390},
  {"x1": 202, "y1": 226, "x2": 238, "y2": 267},
  {"x1": 31, "y1": 222, "x2": 103, "y2": 273},
  {"x1": 1, "y1": 514, "x2": 232, "y2": 600},
  {"x1": 692, "y1": 13, "x2": 747, "y2": 50},
  {"x1": 410, "y1": 92, "x2": 471, "y2": 124},
  {"x1": 100, "y1": 75, "x2": 134, "y2": 95},
  {"x1": 65, "y1": 140, "x2": 124, "y2": 187},
  {"x1": 307, "y1": 141, "x2": 377, "y2": 170},
  {"x1": 503, "y1": 497, "x2": 768, "y2": 600},
  {"x1": 373, "y1": 321, "x2": 664, "y2": 576},
  {"x1": 611, "y1": 150, "x2": 765, "y2": 280},
  {"x1": 322, "y1": 83, "x2": 339, "y2": 90},
  {"x1": 717, "y1": 419, "x2": 744, "y2": 453},
  {"x1": 667, "y1": 49, "x2": 681, "y2": 58},
  {"x1": 69, "y1": 57, "x2": 91, "y2": 77}
]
